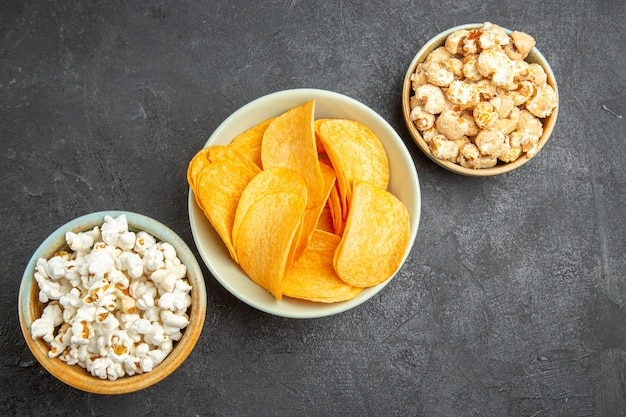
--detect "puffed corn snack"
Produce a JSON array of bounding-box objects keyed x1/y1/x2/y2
[
  {"x1": 30, "y1": 214, "x2": 192, "y2": 381},
  {"x1": 409, "y1": 22, "x2": 558, "y2": 168}
]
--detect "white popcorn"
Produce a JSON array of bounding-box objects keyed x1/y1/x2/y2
[
  {"x1": 158, "y1": 242, "x2": 176, "y2": 260},
  {"x1": 70, "y1": 320, "x2": 94, "y2": 345},
  {"x1": 151, "y1": 269, "x2": 177, "y2": 293},
  {"x1": 161, "y1": 311, "x2": 189, "y2": 342},
  {"x1": 30, "y1": 214, "x2": 192, "y2": 379},
  {"x1": 158, "y1": 292, "x2": 192, "y2": 312},
  {"x1": 134, "y1": 231, "x2": 157, "y2": 253},
  {"x1": 160, "y1": 338, "x2": 173, "y2": 356},
  {"x1": 91, "y1": 356, "x2": 125, "y2": 381},
  {"x1": 143, "y1": 305, "x2": 162, "y2": 323},
  {"x1": 140, "y1": 356, "x2": 155, "y2": 373},
  {"x1": 60, "y1": 287, "x2": 81, "y2": 312},
  {"x1": 174, "y1": 278, "x2": 192, "y2": 294},
  {"x1": 144, "y1": 323, "x2": 166, "y2": 346},
  {"x1": 63, "y1": 258, "x2": 83, "y2": 288},
  {"x1": 66, "y1": 229, "x2": 96, "y2": 253},
  {"x1": 160, "y1": 310, "x2": 189, "y2": 329},
  {"x1": 48, "y1": 325, "x2": 71, "y2": 358},
  {"x1": 105, "y1": 330, "x2": 134, "y2": 362},
  {"x1": 45, "y1": 255, "x2": 70, "y2": 280},
  {"x1": 149, "y1": 348, "x2": 167, "y2": 365},
  {"x1": 119, "y1": 251, "x2": 144, "y2": 279},
  {"x1": 74, "y1": 303, "x2": 97, "y2": 322},
  {"x1": 87, "y1": 250, "x2": 116, "y2": 276},
  {"x1": 129, "y1": 318, "x2": 152, "y2": 335},
  {"x1": 130, "y1": 278, "x2": 157, "y2": 311},
  {"x1": 108, "y1": 269, "x2": 129, "y2": 290},
  {"x1": 101, "y1": 215, "x2": 128, "y2": 246},
  {"x1": 136, "y1": 292, "x2": 155, "y2": 311},
  {"x1": 95, "y1": 308, "x2": 120, "y2": 331},
  {"x1": 166, "y1": 259, "x2": 187, "y2": 280},
  {"x1": 143, "y1": 247, "x2": 165, "y2": 271},
  {"x1": 135, "y1": 342, "x2": 150, "y2": 358},
  {"x1": 115, "y1": 288, "x2": 137, "y2": 314},
  {"x1": 31, "y1": 303, "x2": 64, "y2": 342}
]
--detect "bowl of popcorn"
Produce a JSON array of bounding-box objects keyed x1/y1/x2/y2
[
  {"x1": 402, "y1": 22, "x2": 559, "y2": 175},
  {"x1": 18, "y1": 211, "x2": 207, "y2": 394}
]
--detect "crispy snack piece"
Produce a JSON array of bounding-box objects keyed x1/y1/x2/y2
[
  {"x1": 317, "y1": 119, "x2": 390, "y2": 217},
  {"x1": 282, "y1": 230, "x2": 362, "y2": 303},
  {"x1": 230, "y1": 118, "x2": 275, "y2": 169},
  {"x1": 233, "y1": 167, "x2": 308, "y2": 269},
  {"x1": 187, "y1": 147, "x2": 212, "y2": 191},
  {"x1": 316, "y1": 203, "x2": 335, "y2": 234},
  {"x1": 294, "y1": 162, "x2": 336, "y2": 260},
  {"x1": 314, "y1": 118, "x2": 330, "y2": 155},
  {"x1": 327, "y1": 182, "x2": 344, "y2": 236},
  {"x1": 334, "y1": 181, "x2": 410, "y2": 288},
  {"x1": 191, "y1": 146, "x2": 261, "y2": 261},
  {"x1": 261, "y1": 100, "x2": 326, "y2": 208},
  {"x1": 235, "y1": 191, "x2": 306, "y2": 300}
]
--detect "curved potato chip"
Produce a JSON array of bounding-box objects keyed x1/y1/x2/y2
[
  {"x1": 327, "y1": 182, "x2": 344, "y2": 236},
  {"x1": 317, "y1": 119, "x2": 390, "y2": 217},
  {"x1": 334, "y1": 181, "x2": 410, "y2": 288},
  {"x1": 187, "y1": 147, "x2": 213, "y2": 191},
  {"x1": 230, "y1": 118, "x2": 274, "y2": 169},
  {"x1": 232, "y1": 167, "x2": 308, "y2": 267},
  {"x1": 314, "y1": 119, "x2": 330, "y2": 155},
  {"x1": 192, "y1": 146, "x2": 261, "y2": 262},
  {"x1": 283, "y1": 230, "x2": 362, "y2": 303},
  {"x1": 316, "y1": 204, "x2": 335, "y2": 234},
  {"x1": 293, "y1": 162, "x2": 336, "y2": 260},
  {"x1": 261, "y1": 100, "x2": 325, "y2": 208},
  {"x1": 235, "y1": 191, "x2": 306, "y2": 300}
]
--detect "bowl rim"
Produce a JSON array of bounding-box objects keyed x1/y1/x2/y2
[
  {"x1": 18, "y1": 210, "x2": 207, "y2": 394},
  {"x1": 402, "y1": 23, "x2": 559, "y2": 176},
  {"x1": 188, "y1": 88, "x2": 421, "y2": 318}
]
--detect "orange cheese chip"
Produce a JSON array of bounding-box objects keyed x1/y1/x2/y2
[
  {"x1": 314, "y1": 119, "x2": 330, "y2": 155},
  {"x1": 233, "y1": 167, "x2": 308, "y2": 269},
  {"x1": 282, "y1": 230, "x2": 362, "y2": 303},
  {"x1": 261, "y1": 100, "x2": 326, "y2": 208},
  {"x1": 316, "y1": 203, "x2": 335, "y2": 234},
  {"x1": 230, "y1": 118, "x2": 274, "y2": 169},
  {"x1": 187, "y1": 147, "x2": 212, "y2": 191},
  {"x1": 235, "y1": 191, "x2": 306, "y2": 300},
  {"x1": 192, "y1": 146, "x2": 261, "y2": 262},
  {"x1": 317, "y1": 119, "x2": 390, "y2": 217},
  {"x1": 293, "y1": 162, "x2": 336, "y2": 259},
  {"x1": 328, "y1": 183, "x2": 344, "y2": 236},
  {"x1": 334, "y1": 181, "x2": 410, "y2": 288}
]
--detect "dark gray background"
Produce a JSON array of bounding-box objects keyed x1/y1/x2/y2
[{"x1": 2, "y1": 1, "x2": 625, "y2": 416}]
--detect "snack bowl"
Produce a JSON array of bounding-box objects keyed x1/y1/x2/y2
[
  {"x1": 402, "y1": 23, "x2": 559, "y2": 176},
  {"x1": 188, "y1": 88, "x2": 421, "y2": 318},
  {"x1": 18, "y1": 210, "x2": 207, "y2": 394}
]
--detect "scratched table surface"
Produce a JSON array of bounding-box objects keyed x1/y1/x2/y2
[{"x1": 1, "y1": 1, "x2": 625, "y2": 416}]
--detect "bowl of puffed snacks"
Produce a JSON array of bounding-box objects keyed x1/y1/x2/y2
[
  {"x1": 18, "y1": 211, "x2": 207, "y2": 394},
  {"x1": 187, "y1": 88, "x2": 421, "y2": 318},
  {"x1": 402, "y1": 22, "x2": 559, "y2": 176}
]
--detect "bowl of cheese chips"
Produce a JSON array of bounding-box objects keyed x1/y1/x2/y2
[
  {"x1": 18, "y1": 211, "x2": 206, "y2": 394},
  {"x1": 188, "y1": 88, "x2": 421, "y2": 318},
  {"x1": 402, "y1": 22, "x2": 559, "y2": 176}
]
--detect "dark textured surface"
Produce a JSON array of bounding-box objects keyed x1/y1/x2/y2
[{"x1": 2, "y1": 1, "x2": 625, "y2": 416}]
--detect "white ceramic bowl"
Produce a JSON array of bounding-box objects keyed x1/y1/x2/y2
[
  {"x1": 18, "y1": 211, "x2": 207, "y2": 394},
  {"x1": 188, "y1": 88, "x2": 421, "y2": 318},
  {"x1": 402, "y1": 23, "x2": 559, "y2": 176}
]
